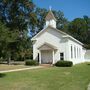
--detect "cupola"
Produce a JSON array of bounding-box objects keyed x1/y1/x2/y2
[{"x1": 45, "y1": 7, "x2": 57, "y2": 28}]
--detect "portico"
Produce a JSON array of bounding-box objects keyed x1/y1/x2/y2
[{"x1": 38, "y1": 43, "x2": 57, "y2": 64}]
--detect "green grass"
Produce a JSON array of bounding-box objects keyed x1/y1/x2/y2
[{"x1": 0, "y1": 63, "x2": 90, "y2": 90}]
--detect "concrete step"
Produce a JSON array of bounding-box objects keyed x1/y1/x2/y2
[{"x1": 40, "y1": 64, "x2": 53, "y2": 67}]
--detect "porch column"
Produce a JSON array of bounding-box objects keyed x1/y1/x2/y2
[
  {"x1": 52, "y1": 50, "x2": 54, "y2": 64},
  {"x1": 39, "y1": 51, "x2": 41, "y2": 64}
]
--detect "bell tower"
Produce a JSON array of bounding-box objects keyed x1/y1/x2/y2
[{"x1": 45, "y1": 7, "x2": 57, "y2": 28}]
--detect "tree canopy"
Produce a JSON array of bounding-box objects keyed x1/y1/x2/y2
[
  {"x1": 0, "y1": 0, "x2": 35, "y2": 64},
  {"x1": 68, "y1": 16, "x2": 90, "y2": 46}
]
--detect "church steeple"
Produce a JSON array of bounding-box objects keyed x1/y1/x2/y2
[{"x1": 45, "y1": 7, "x2": 57, "y2": 28}]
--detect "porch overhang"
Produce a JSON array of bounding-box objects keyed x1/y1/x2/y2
[{"x1": 38, "y1": 43, "x2": 57, "y2": 51}]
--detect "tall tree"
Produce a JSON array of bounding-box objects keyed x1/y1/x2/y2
[
  {"x1": 0, "y1": 0, "x2": 36, "y2": 63},
  {"x1": 34, "y1": 8, "x2": 48, "y2": 34},
  {"x1": 68, "y1": 18, "x2": 89, "y2": 44},
  {"x1": 0, "y1": 0, "x2": 37, "y2": 32},
  {"x1": 0, "y1": 21, "x2": 17, "y2": 64},
  {"x1": 53, "y1": 10, "x2": 69, "y2": 31}
]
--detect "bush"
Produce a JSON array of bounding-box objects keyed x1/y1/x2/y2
[
  {"x1": 25, "y1": 60, "x2": 39, "y2": 66},
  {"x1": 55, "y1": 60, "x2": 73, "y2": 67}
]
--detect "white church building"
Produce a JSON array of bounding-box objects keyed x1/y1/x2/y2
[{"x1": 31, "y1": 9, "x2": 90, "y2": 65}]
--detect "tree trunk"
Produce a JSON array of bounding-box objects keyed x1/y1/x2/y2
[{"x1": 7, "y1": 57, "x2": 11, "y2": 65}]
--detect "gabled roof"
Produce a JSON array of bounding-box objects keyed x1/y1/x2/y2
[
  {"x1": 38, "y1": 42, "x2": 57, "y2": 50},
  {"x1": 45, "y1": 10, "x2": 57, "y2": 21},
  {"x1": 31, "y1": 25, "x2": 83, "y2": 46},
  {"x1": 31, "y1": 25, "x2": 67, "y2": 41},
  {"x1": 63, "y1": 35, "x2": 83, "y2": 45}
]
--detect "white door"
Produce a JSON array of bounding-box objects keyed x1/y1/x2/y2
[{"x1": 41, "y1": 50, "x2": 52, "y2": 64}]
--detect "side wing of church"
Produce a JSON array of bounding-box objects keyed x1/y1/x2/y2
[{"x1": 31, "y1": 9, "x2": 87, "y2": 65}]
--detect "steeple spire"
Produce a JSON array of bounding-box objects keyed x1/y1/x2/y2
[
  {"x1": 45, "y1": 7, "x2": 57, "y2": 28},
  {"x1": 45, "y1": 8, "x2": 56, "y2": 21}
]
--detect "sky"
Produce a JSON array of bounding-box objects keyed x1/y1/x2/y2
[{"x1": 33, "y1": 0, "x2": 90, "y2": 21}]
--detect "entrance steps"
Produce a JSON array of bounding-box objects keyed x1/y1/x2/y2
[{"x1": 40, "y1": 64, "x2": 53, "y2": 67}]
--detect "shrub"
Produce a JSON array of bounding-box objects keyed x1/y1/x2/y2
[
  {"x1": 25, "y1": 60, "x2": 39, "y2": 66},
  {"x1": 55, "y1": 60, "x2": 73, "y2": 67}
]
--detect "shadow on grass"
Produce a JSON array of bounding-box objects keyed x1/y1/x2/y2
[
  {"x1": 87, "y1": 63, "x2": 90, "y2": 65},
  {"x1": 0, "y1": 73, "x2": 6, "y2": 78}
]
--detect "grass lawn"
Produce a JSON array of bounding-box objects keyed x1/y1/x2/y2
[{"x1": 0, "y1": 63, "x2": 90, "y2": 90}]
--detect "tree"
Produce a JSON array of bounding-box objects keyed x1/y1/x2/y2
[
  {"x1": 83, "y1": 16, "x2": 90, "y2": 44},
  {"x1": 53, "y1": 10, "x2": 69, "y2": 31},
  {"x1": 0, "y1": 21, "x2": 17, "y2": 64},
  {"x1": 0, "y1": 0, "x2": 37, "y2": 31},
  {"x1": 34, "y1": 8, "x2": 48, "y2": 35},
  {"x1": 68, "y1": 18, "x2": 89, "y2": 44},
  {"x1": 0, "y1": 0, "x2": 36, "y2": 64}
]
